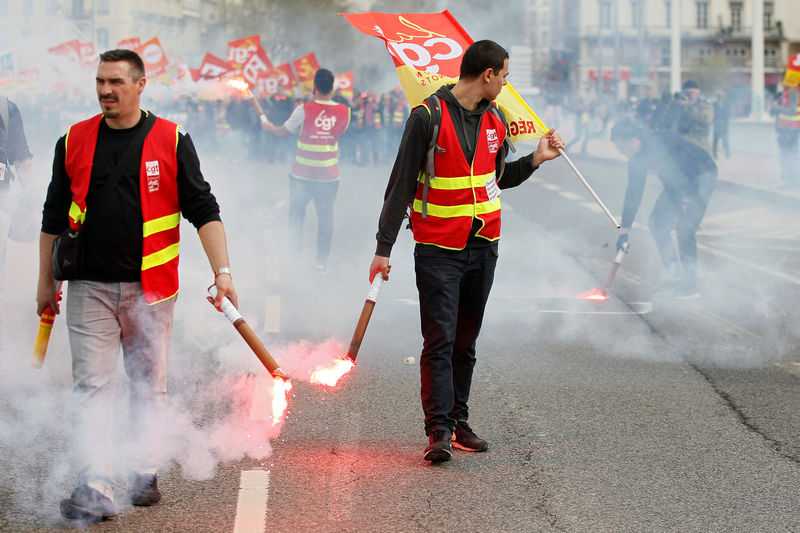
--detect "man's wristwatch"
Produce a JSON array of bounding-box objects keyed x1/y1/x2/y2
[{"x1": 214, "y1": 267, "x2": 232, "y2": 278}]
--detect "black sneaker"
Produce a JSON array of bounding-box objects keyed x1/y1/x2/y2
[
  {"x1": 423, "y1": 427, "x2": 452, "y2": 462},
  {"x1": 452, "y1": 420, "x2": 489, "y2": 452},
  {"x1": 60, "y1": 485, "x2": 118, "y2": 523},
  {"x1": 129, "y1": 474, "x2": 162, "y2": 506}
]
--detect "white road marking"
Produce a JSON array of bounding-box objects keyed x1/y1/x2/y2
[
  {"x1": 774, "y1": 361, "x2": 800, "y2": 378},
  {"x1": 263, "y1": 294, "x2": 281, "y2": 333},
  {"x1": 539, "y1": 182, "x2": 561, "y2": 192},
  {"x1": 702, "y1": 207, "x2": 800, "y2": 240},
  {"x1": 698, "y1": 243, "x2": 800, "y2": 286},
  {"x1": 685, "y1": 305, "x2": 761, "y2": 339},
  {"x1": 233, "y1": 470, "x2": 270, "y2": 533},
  {"x1": 558, "y1": 190, "x2": 583, "y2": 201}
]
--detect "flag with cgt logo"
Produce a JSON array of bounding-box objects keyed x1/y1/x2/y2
[{"x1": 341, "y1": 10, "x2": 548, "y2": 143}]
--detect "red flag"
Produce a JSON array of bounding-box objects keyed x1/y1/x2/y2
[
  {"x1": 79, "y1": 42, "x2": 95, "y2": 60},
  {"x1": 784, "y1": 54, "x2": 800, "y2": 87},
  {"x1": 334, "y1": 71, "x2": 354, "y2": 98},
  {"x1": 134, "y1": 37, "x2": 169, "y2": 78},
  {"x1": 341, "y1": 10, "x2": 548, "y2": 142},
  {"x1": 198, "y1": 53, "x2": 235, "y2": 79},
  {"x1": 292, "y1": 52, "x2": 319, "y2": 83},
  {"x1": 227, "y1": 35, "x2": 261, "y2": 71},
  {"x1": 241, "y1": 45, "x2": 273, "y2": 87},
  {"x1": 273, "y1": 63, "x2": 297, "y2": 91},
  {"x1": 48, "y1": 40, "x2": 81, "y2": 62},
  {"x1": 117, "y1": 38, "x2": 142, "y2": 51}
]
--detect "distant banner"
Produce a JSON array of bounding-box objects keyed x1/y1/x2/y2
[
  {"x1": 292, "y1": 52, "x2": 319, "y2": 83},
  {"x1": 227, "y1": 35, "x2": 261, "y2": 72},
  {"x1": 135, "y1": 37, "x2": 169, "y2": 78},
  {"x1": 0, "y1": 51, "x2": 14, "y2": 79},
  {"x1": 17, "y1": 69, "x2": 39, "y2": 85},
  {"x1": 198, "y1": 53, "x2": 235, "y2": 79},
  {"x1": 273, "y1": 62, "x2": 297, "y2": 91},
  {"x1": 117, "y1": 37, "x2": 142, "y2": 51},
  {"x1": 48, "y1": 40, "x2": 81, "y2": 62},
  {"x1": 783, "y1": 54, "x2": 800, "y2": 87},
  {"x1": 334, "y1": 71, "x2": 354, "y2": 98},
  {"x1": 242, "y1": 45, "x2": 273, "y2": 88},
  {"x1": 79, "y1": 42, "x2": 94, "y2": 60},
  {"x1": 341, "y1": 10, "x2": 548, "y2": 142}
]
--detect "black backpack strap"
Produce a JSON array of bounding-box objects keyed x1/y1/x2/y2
[
  {"x1": 419, "y1": 94, "x2": 445, "y2": 219},
  {"x1": 0, "y1": 95, "x2": 8, "y2": 133}
]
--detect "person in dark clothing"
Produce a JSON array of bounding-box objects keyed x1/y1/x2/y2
[
  {"x1": 635, "y1": 86, "x2": 661, "y2": 128},
  {"x1": 610, "y1": 120, "x2": 717, "y2": 299},
  {"x1": 712, "y1": 90, "x2": 731, "y2": 159},
  {"x1": 368, "y1": 40, "x2": 565, "y2": 462},
  {"x1": 37, "y1": 49, "x2": 238, "y2": 525}
]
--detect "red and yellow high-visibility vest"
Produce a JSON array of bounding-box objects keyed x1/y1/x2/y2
[
  {"x1": 410, "y1": 99, "x2": 506, "y2": 250},
  {"x1": 778, "y1": 87, "x2": 800, "y2": 130},
  {"x1": 64, "y1": 112, "x2": 181, "y2": 304},
  {"x1": 290, "y1": 101, "x2": 351, "y2": 181}
]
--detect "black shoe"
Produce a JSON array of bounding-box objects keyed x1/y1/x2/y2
[
  {"x1": 129, "y1": 474, "x2": 162, "y2": 506},
  {"x1": 452, "y1": 420, "x2": 489, "y2": 452},
  {"x1": 60, "y1": 485, "x2": 117, "y2": 523},
  {"x1": 423, "y1": 427, "x2": 452, "y2": 462}
]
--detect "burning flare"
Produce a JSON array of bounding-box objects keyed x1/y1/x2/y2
[
  {"x1": 271, "y1": 377, "x2": 293, "y2": 427},
  {"x1": 227, "y1": 77, "x2": 249, "y2": 93},
  {"x1": 577, "y1": 288, "x2": 609, "y2": 301},
  {"x1": 309, "y1": 357, "x2": 356, "y2": 387}
]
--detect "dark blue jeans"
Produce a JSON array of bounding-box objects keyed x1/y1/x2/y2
[{"x1": 414, "y1": 242, "x2": 498, "y2": 435}]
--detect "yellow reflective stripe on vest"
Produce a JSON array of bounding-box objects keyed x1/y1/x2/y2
[
  {"x1": 69, "y1": 201, "x2": 86, "y2": 225},
  {"x1": 297, "y1": 141, "x2": 339, "y2": 152},
  {"x1": 295, "y1": 155, "x2": 338, "y2": 167},
  {"x1": 412, "y1": 198, "x2": 501, "y2": 218},
  {"x1": 420, "y1": 171, "x2": 495, "y2": 191},
  {"x1": 141, "y1": 242, "x2": 179, "y2": 271},
  {"x1": 142, "y1": 212, "x2": 180, "y2": 238}
]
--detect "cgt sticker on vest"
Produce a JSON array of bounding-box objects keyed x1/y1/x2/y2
[
  {"x1": 486, "y1": 129, "x2": 499, "y2": 154},
  {"x1": 146, "y1": 160, "x2": 160, "y2": 192}
]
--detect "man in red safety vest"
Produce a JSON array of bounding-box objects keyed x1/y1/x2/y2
[
  {"x1": 773, "y1": 84, "x2": 800, "y2": 188},
  {"x1": 368, "y1": 40, "x2": 565, "y2": 462},
  {"x1": 263, "y1": 68, "x2": 350, "y2": 273},
  {"x1": 36, "y1": 49, "x2": 237, "y2": 524}
]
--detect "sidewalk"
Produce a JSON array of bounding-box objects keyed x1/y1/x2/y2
[{"x1": 553, "y1": 118, "x2": 800, "y2": 209}]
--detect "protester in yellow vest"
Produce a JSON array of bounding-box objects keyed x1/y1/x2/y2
[
  {"x1": 368, "y1": 40, "x2": 565, "y2": 462},
  {"x1": 36, "y1": 49, "x2": 237, "y2": 525},
  {"x1": 263, "y1": 68, "x2": 350, "y2": 273}
]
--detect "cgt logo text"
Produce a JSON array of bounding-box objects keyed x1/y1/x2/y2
[
  {"x1": 146, "y1": 160, "x2": 160, "y2": 192},
  {"x1": 486, "y1": 128, "x2": 499, "y2": 153},
  {"x1": 508, "y1": 120, "x2": 538, "y2": 137},
  {"x1": 315, "y1": 110, "x2": 337, "y2": 131}
]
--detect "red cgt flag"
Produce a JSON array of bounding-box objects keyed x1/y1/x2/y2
[
  {"x1": 198, "y1": 53, "x2": 235, "y2": 80},
  {"x1": 117, "y1": 37, "x2": 142, "y2": 51},
  {"x1": 292, "y1": 52, "x2": 319, "y2": 83},
  {"x1": 783, "y1": 54, "x2": 800, "y2": 87},
  {"x1": 334, "y1": 71, "x2": 354, "y2": 98},
  {"x1": 134, "y1": 37, "x2": 169, "y2": 78},
  {"x1": 241, "y1": 45, "x2": 273, "y2": 88},
  {"x1": 341, "y1": 10, "x2": 548, "y2": 142},
  {"x1": 227, "y1": 35, "x2": 261, "y2": 72}
]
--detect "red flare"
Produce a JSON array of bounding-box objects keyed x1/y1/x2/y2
[
  {"x1": 309, "y1": 357, "x2": 356, "y2": 387},
  {"x1": 271, "y1": 377, "x2": 293, "y2": 427},
  {"x1": 577, "y1": 288, "x2": 609, "y2": 301}
]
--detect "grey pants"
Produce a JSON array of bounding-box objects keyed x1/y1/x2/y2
[{"x1": 66, "y1": 281, "x2": 174, "y2": 500}]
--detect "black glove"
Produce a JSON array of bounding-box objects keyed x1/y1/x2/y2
[{"x1": 616, "y1": 234, "x2": 629, "y2": 252}]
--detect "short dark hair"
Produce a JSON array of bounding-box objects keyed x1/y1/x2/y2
[
  {"x1": 99, "y1": 49, "x2": 145, "y2": 80},
  {"x1": 459, "y1": 40, "x2": 508, "y2": 80},
  {"x1": 314, "y1": 68, "x2": 334, "y2": 94},
  {"x1": 610, "y1": 120, "x2": 645, "y2": 144}
]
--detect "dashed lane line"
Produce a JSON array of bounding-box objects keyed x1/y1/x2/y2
[{"x1": 233, "y1": 470, "x2": 270, "y2": 533}]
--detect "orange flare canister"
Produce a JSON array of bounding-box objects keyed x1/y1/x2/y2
[
  {"x1": 208, "y1": 285, "x2": 288, "y2": 380},
  {"x1": 346, "y1": 274, "x2": 385, "y2": 362},
  {"x1": 32, "y1": 306, "x2": 56, "y2": 368}
]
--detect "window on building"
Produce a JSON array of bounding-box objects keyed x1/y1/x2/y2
[
  {"x1": 696, "y1": 1, "x2": 709, "y2": 29},
  {"x1": 71, "y1": 0, "x2": 84, "y2": 17},
  {"x1": 599, "y1": 1, "x2": 612, "y2": 28},
  {"x1": 730, "y1": 2, "x2": 742, "y2": 31},
  {"x1": 22, "y1": 0, "x2": 33, "y2": 15},
  {"x1": 97, "y1": 0, "x2": 110, "y2": 15},
  {"x1": 764, "y1": 1, "x2": 774, "y2": 31},
  {"x1": 632, "y1": 0, "x2": 644, "y2": 29},
  {"x1": 665, "y1": 0, "x2": 671, "y2": 28},
  {"x1": 0, "y1": 0, "x2": 8, "y2": 16},
  {"x1": 97, "y1": 28, "x2": 109, "y2": 50}
]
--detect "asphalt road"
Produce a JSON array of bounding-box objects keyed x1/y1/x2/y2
[{"x1": 2, "y1": 150, "x2": 799, "y2": 532}]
